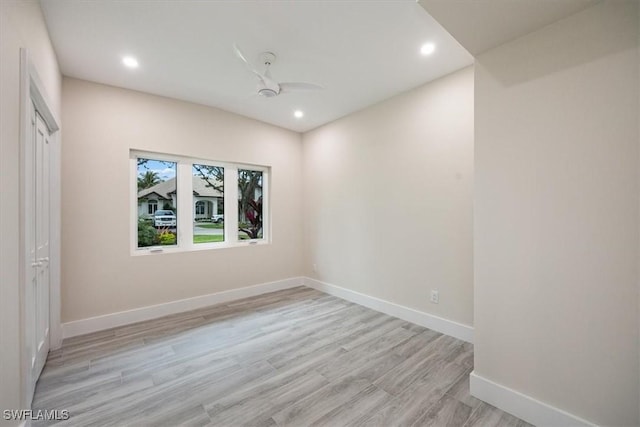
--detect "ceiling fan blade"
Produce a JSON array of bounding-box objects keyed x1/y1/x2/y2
[
  {"x1": 279, "y1": 82, "x2": 325, "y2": 93},
  {"x1": 233, "y1": 43, "x2": 267, "y2": 84}
]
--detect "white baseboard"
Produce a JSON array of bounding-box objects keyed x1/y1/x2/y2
[
  {"x1": 62, "y1": 276, "x2": 472, "y2": 343},
  {"x1": 304, "y1": 277, "x2": 473, "y2": 343},
  {"x1": 469, "y1": 371, "x2": 597, "y2": 427},
  {"x1": 62, "y1": 277, "x2": 304, "y2": 339}
]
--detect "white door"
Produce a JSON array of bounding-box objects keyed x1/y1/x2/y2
[{"x1": 26, "y1": 101, "x2": 51, "y2": 396}]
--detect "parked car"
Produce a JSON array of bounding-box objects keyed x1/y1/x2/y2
[
  {"x1": 211, "y1": 214, "x2": 224, "y2": 224},
  {"x1": 154, "y1": 210, "x2": 176, "y2": 227}
]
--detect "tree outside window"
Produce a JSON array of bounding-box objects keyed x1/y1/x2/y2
[{"x1": 238, "y1": 169, "x2": 263, "y2": 240}]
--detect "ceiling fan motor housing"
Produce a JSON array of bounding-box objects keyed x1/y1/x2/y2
[{"x1": 258, "y1": 88, "x2": 278, "y2": 97}]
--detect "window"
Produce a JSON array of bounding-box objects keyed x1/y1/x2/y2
[
  {"x1": 147, "y1": 199, "x2": 158, "y2": 215},
  {"x1": 131, "y1": 151, "x2": 269, "y2": 254},
  {"x1": 238, "y1": 169, "x2": 263, "y2": 240},
  {"x1": 136, "y1": 158, "x2": 177, "y2": 248},
  {"x1": 192, "y1": 164, "x2": 224, "y2": 244}
]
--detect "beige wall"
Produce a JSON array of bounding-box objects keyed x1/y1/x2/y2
[
  {"x1": 61, "y1": 78, "x2": 303, "y2": 322},
  {"x1": 474, "y1": 1, "x2": 639, "y2": 425},
  {"x1": 302, "y1": 66, "x2": 474, "y2": 327},
  {"x1": 0, "y1": 0, "x2": 61, "y2": 423}
]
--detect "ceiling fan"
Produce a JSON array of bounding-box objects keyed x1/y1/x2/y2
[{"x1": 233, "y1": 44, "x2": 324, "y2": 98}]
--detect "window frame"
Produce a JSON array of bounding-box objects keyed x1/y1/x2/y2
[
  {"x1": 130, "y1": 150, "x2": 270, "y2": 256},
  {"x1": 237, "y1": 168, "x2": 267, "y2": 241}
]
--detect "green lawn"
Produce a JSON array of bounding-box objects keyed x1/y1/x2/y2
[
  {"x1": 195, "y1": 223, "x2": 224, "y2": 229},
  {"x1": 193, "y1": 234, "x2": 224, "y2": 243}
]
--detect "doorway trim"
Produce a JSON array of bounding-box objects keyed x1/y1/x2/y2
[{"x1": 19, "y1": 48, "x2": 61, "y2": 406}]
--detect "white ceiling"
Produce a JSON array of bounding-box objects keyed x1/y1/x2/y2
[
  {"x1": 418, "y1": 0, "x2": 599, "y2": 56},
  {"x1": 40, "y1": 0, "x2": 473, "y2": 133}
]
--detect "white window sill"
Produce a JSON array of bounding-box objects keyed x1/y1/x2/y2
[{"x1": 131, "y1": 239, "x2": 270, "y2": 256}]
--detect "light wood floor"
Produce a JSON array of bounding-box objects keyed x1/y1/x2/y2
[{"x1": 33, "y1": 287, "x2": 533, "y2": 427}]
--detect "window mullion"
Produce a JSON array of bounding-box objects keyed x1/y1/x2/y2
[
  {"x1": 225, "y1": 166, "x2": 239, "y2": 244},
  {"x1": 177, "y1": 161, "x2": 193, "y2": 248}
]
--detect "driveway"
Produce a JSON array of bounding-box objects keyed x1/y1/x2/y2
[{"x1": 193, "y1": 224, "x2": 224, "y2": 235}]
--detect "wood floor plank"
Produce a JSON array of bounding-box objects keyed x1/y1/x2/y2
[
  {"x1": 314, "y1": 327, "x2": 416, "y2": 382},
  {"x1": 373, "y1": 334, "x2": 464, "y2": 395},
  {"x1": 265, "y1": 345, "x2": 348, "y2": 378},
  {"x1": 61, "y1": 336, "x2": 146, "y2": 365},
  {"x1": 444, "y1": 368, "x2": 483, "y2": 409},
  {"x1": 266, "y1": 316, "x2": 403, "y2": 370},
  {"x1": 38, "y1": 358, "x2": 90, "y2": 382},
  {"x1": 33, "y1": 376, "x2": 155, "y2": 426},
  {"x1": 55, "y1": 360, "x2": 275, "y2": 426},
  {"x1": 238, "y1": 305, "x2": 372, "y2": 367},
  {"x1": 348, "y1": 363, "x2": 467, "y2": 427},
  {"x1": 150, "y1": 354, "x2": 239, "y2": 386},
  {"x1": 205, "y1": 370, "x2": 329, "y2": 425},
  {"x1": 309, "y1": 384, "x2": 391, "y2": 427},
  {"x1": 89, "y1": 343, "x2": 176, "y2": 374},
  {"x1": 412, "y1": 394, "x2": 474, "y2": 427},
  {"x1": 129, "y1": 403, "x2": 212, "y2": 427},
  {"x1": 463, "y1": 402, "x2": 535, "y2": 427},
  {"x1": 271, "y1": 376, "x2": 373, "y2": 426},
  {"x1": 32, "y1": 287, "x2": 533, "y2": 427},
  {"x1": 62, "y1": 328, "x2": 116, "y2": 347}
]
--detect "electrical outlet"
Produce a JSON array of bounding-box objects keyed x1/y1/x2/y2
[{"x1": 430, "y1": 289, "x2": 439, "y2": 304}]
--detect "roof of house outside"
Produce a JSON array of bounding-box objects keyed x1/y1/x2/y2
[{"x1": 137, "y1": 176, "x2": 223, "y2": 200}]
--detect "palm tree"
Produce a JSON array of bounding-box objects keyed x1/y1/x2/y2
[{"x1": 138, "y1": 171, "x2": 161, "y2": 190}]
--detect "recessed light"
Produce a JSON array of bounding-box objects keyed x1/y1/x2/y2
[
  {"x1": 420, "y1": 43, "x2": 436, "y2": 56},
  {"x1": 122, "y1": 56, "x2": 139, "y2": 68},
  {"x1": 294, "y1": 110, "x2": 304, "y2": 119}
]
